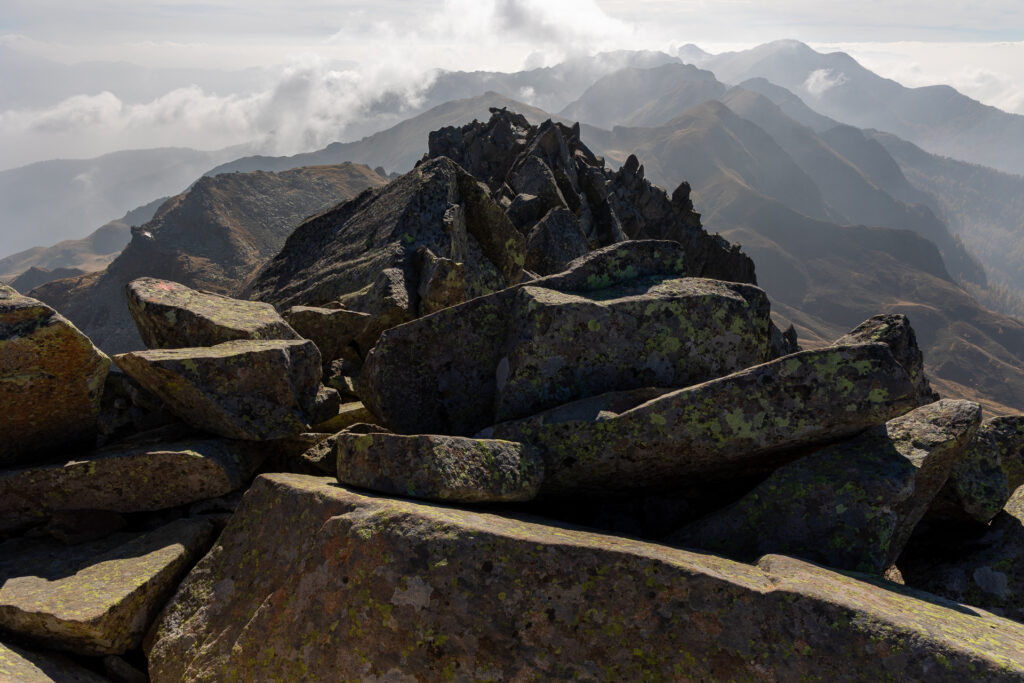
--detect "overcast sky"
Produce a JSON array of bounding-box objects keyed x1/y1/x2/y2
[{"x1": 2, "y1": 0, "x2": 1023, "y2": 169}]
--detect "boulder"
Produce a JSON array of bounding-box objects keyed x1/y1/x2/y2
[
  {"x1": 335, "y1": 432, "x2": 543, "y2": 503},
  {"x1": 834, "y1": 314, "x2": 937, "y2": 405},
  {"x1": 311, "y1": 400, "x2": 376, "y2": 433},
  {"x1": 145, "y1": 474, "x2": 1024, "y2": 681},
  {"x1": 672, "y1": 400, "x2": 982, "y2": 574},
  {"x1": 125, "y1": 277, "x2": 299, "y2": 349},
  {"x1": 0, "y1": 284, "x2": 110, "y2": 466},
  {"x1": 0, "y1": 518, "x2": 214, "y2": 656},
  {"x1": 0, "y1": 640, "x2": 110, "y2": 682},
  {"x1": 484, "y1": 343, "x2": 920, "y2": 495},
  {"x1": 929, "y1": 415, "x2": 1024, "y2": 524},
  {"x1": 0, "y1": 435, "x2": 267, "y2": 532},
  {"x1": 900, "y1": 487, "x2": 1024, "y2": 623},
  {"x1": 523, "y1": 207, "x2": 591, "y2": 275},
  {"x1": 113, "y1": 339, "x2": 322, "y2": 440},
  {"x1": 362, "y1": 241, "x2": 774, "y2": 436},
  {"x1": 285, "y1": 304, "x2": 370, "y2": 363},
  {"x1": 249, "y1": 157, "x2": 526, "y2": 348}
]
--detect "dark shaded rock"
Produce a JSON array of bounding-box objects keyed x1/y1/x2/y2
[
  {"x1": 362, "y1": 241, "x2": 772, "y2": 436},
  {"x1": 414, "y1": 246, "x2": 467, "y2": 315},
  {"x1": 0, "y1": 518, "x2": 215, "y2": 656},
  {"x1": 42, "y1": 510, "x2": 128, "y2": 545},
  {"x1": 249, "y1": 157, "x2": 526, "y2": 349},
  {"x1": 96, "y1": 370, "x2": 180, "y2": 447},
  {"x1": 103, "y1": 655, "x2": 148, "y2": 683},
  {"x1": 0, "y1": 640, "x2": 110, "y2": 682},
  {"x1": 523, "y1": 207, "x2": 591, "y2": 275},
  {"x1": 672, "y1": 400, "x2": 982, "y2": 574},
  {"x1": 929, "y1": 415, "x2": 1024, "y2": 524},
  {"x1": 284, "y1": 305, "x2": 369, "y2": 366},
  {"x1": 311, "y1": 400, "x2": 376, "y2": 433},
  {"x1": 0, "y1": 436, "x2": 267, "y2": 531},
  {"x1": 0, "y1": 284, "x2": 110, "y2": 466},
  {"x1": 484, "y1": 343, "x2": 920, "y2": 495},
  {"x1": 113, "y1": 339, "x2": 322, "y2": 440},
  {"x1": 835, "y1": 313, "x2": 937, "y2": 405},
  {"x1": 308, "y1": 385, "x2": 342, "y2": 426},
  {"x1": 335, "y1": 433, "x2": 543, "y2": 503},
  {"x1": 145, "y1": 474, "x2": 1024, "y2": 681},
  {"x1": 900, "y1": 487, "x2": 1024, "y2": 623},
  {"x1": 126, "y1": 277, "x2": 299, "y2": 349}
]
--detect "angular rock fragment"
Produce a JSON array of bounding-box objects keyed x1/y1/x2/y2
[
  {"x1": 485, "y1": 343, "x2": 920, "y2": 495},
  {"x1": 0, "y1": 284, "x2": 110, "y2": 466},
  {"x1": 126, "y1": 277, "x2": 299, "y2": 349},
  {"x1": 312, "y1": 400, "x2": 376, "y2": 433},
  {"x1": 930, "y1": 415, "x2": 1024, "y2": 524},
  {"x1": 284, "y1": 304, "x2": 369, "y2": 365},
  {"x1": 0, "y1": 436, "x2": 266, "y2": 531},
  {"x1": 113, "y1": 339, "x2": 321, "y2": 440},
  {"x1": 336, "y1": 432, "x2": 543, "y2": 503},
  {"x1": 0, "y1": 640, "x2": 110, "y2": 682},
  {"x1": 145, "y1": 474, "x2": 1024, "y2": 681},
  {"x1": 672, "y1": 400, "x2": 981, "y2": 574},
  {"x1": 362, "y1": 240, "x2": 773, "y2": 435},
  {"x1": 900, "y1": 487, "x2": 1024, "y2": 622},
  {"x1": 523, "y1": 207, "x2": 591, "y2": 275},
  {"x1": 0, "y1": 518, "x2": 214, "y2": 656},
  {"x1": 834, "y1": 313, "x2": 937, "y2": 405}
]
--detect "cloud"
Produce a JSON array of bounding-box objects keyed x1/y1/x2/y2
[{"x1": 802, "y1": 68, "x2": 847, "y2": 97}]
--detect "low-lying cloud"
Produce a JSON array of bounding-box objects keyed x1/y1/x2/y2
[{"x1": 802, "y1": 68, "x2": 848, "y2": 97}]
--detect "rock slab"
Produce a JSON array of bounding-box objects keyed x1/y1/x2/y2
[
  {"x1": 0, "y1": 640, "x2": 110, "y2": 682},
  {"x1": 0, "y1": 284, "x2": 110, "y2": 466},
  {"x1": 673, "y1": 400, "x2": 982, "y2": 574},
  {"x1": 0, "y1": 518, "x2": 214, "y2": 656},
  {"x1": 146, "y1": 474, "x2": 1024, "y2": 681},
  {"x1": 335, "y1": 432, "x2": 543, "y2": 503},
  {"x1": 113, "y1": 339, "x2": 321, "y2": 440}
]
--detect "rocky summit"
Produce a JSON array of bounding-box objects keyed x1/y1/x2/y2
[{"x1": 3, "y1": 108, "x2": 1024, "y2": 680}]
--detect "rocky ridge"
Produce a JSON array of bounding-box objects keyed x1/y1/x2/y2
[{"x1": 2, "y1": 109, "x2": 1024, "y2": 680}]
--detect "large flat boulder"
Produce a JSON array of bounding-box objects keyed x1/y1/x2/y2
[
  {"x1": 672, "y1": 400, "x2": 982, "y2": 574},
  {"x1": 113, "y1": 339, "x2": 321, "y2": 440},
  {"x1": 146, "y1": 473, "x2": 1024, "y2": 681},
  {"x1": 335, "y1": 432, "x2": 543, "y2": 503},
  {"x1": 929, "y1": 415, "x2": 1024, "y2": 524},
  {"x1": 126, "y1": 277, "x2": 299, "y2": 349},
  {"x1": 484, "y1": 343, "x2": 920, "y2": 495},
  {"x1": 0, "y1": 518, "x2": 214, "y2": 656},
  {"x1": 362, "y1": 241, "x2": 774, "y2": 436},
  {"x1": 0, "y1": 285, "x2": 110, "y2": 466},
  {"x1": 0, "y1": 435, "x2": 266, "y2": 532}
]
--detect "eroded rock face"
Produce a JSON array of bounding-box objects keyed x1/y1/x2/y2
[
  {"x1": 284, "y1": 305, "x2": 369, "y2": 364},
  {"x1": 484, "y1": 343, "x2": 920, "y2": 495},
  {"x1": 930, "y1": 415, "x2": 1024, "y2": 524},
  {"x1": 0, "y1": 518, "x2": 214, "y2": 656},
  {"x1": 335, "y1": 433, "x2": 543, "y2": 503},
  {"x1": 249, "y1": 157, "x2": 526, "y2": 349},
  {"x1": 126, "y1": 277, "x2": 299, "y2": 349},
  {"x1": 145, "y1": 474, "x2": 1024, "y2": 682},
  {"x1": 672, "y1": 400, "x2": 982, "y2": 574},
  {"x1": 0, "y1": 435, "x2": 267, "y2": 531},
  {"x1": 0, "y1": 285, "x2": 110, "y2": 466},
  {"x1": 362, "y1": 241, "x2": 773, "y2": 436},
  {"x1": 834, "y1": 314, "x2": 937, "y2": 405},
  {"x1": 113, "y1": 339, "x2": 322, "y2": 440}
]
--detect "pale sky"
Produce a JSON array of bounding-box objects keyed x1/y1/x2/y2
[{"x1": 2, "y1": 0, "x2": 1023, "y2": 169}]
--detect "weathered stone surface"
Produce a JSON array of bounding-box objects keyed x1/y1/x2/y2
[
  {"x1": 835, "y1": 313, "x2": 937, "y2": 405},
  {"x1": 250, "y1": 157, "x2": 526, "y2": 348},
  {"x1": 284, "y1": 304, "x2": 369, "y2": 365},
  {"x1": 0, "y1": 518, "x2": 214, "y2": 656},
  {"x1": 901, "y1": 487, "x2": 1024, "y2": 623},
  {"x1": 0, "y1": 640, "x2": 110, "y2": 682},
  {"x1": 113, "y1": 339, "x2": 322, "y2": 440},
  {"x1": 0, "y1": 284, "x2": 110, "y2": 466},
  {"x1": 930, "y1": 415, "x2": 1024, "y2": 524},
  {"x1": 312, "y1": 400, "x2": 376, "y2": 433},
  {"x1": 673, "y1": 400, "x2": 982, "y2": 574},
  {"x1": 336, "y1": 433, "x2": 543, "y2": 503},
  {"x1": 484, "y1": 343, "x2": 920, "y2": 495},
  {"x1": 146, "y1": 474, "x2": 1024, "y2": 681},
  {"x1": 96, "y1": 369, "x2": 179, "y2": 447},
  {"x1": 126, "y1": 277, "x2": 299, "y2": 349},
  {"x1": 0, "y1": 435, "x2": 266, "y2": 531},
  {"x1": 523, "y1": 207, "x2": 591, "y2": 275},
  {"x1": 362, "y1": 240, "x2": 773, "y2": 435}
]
